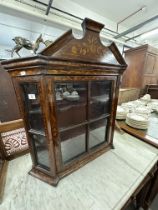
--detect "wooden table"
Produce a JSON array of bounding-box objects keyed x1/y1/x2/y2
[{"x1": 117, "y1": 113, "x2": 158, "y2": 148}]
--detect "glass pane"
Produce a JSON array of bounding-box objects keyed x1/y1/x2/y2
[
  {"x1": 30, "y1": 133, "x2": 50, "y2": 169},
  {"x1": 90, "y1": 81, "x2": 112, "y2": 119},
  {"x1": 21, "y1": 83, "x2": 44, "y2": 131},
  {"x1": 89, "y1": 118, "x2": 108, "y2": 149},
  {"x1": 21, "y1": 83, "x2": 50, "y2": 170},
  {"x1": 55, "y1": 82, "x2": 87, "y2": 129},
  {"x1": 60, "y1": 126, "x2": 86, "y2": 164}
]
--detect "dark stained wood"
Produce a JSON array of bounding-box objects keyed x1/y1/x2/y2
[
  {"x1": 0, "y1": 65, "x2": 21, "y2": 122},
  {"x1": 122, "y1": 162, "x2": 158, "y2": 210},
  {"x1": 144, "y1": 165, "x2": 158, "y2": 209},
  {"x1": 122, "y1": 45, "x2": 147, "y2": 88},
  {"x1": 144, "y1": 84, "x2": 158, "y2": 99},
  {"x1": 0, "y1": 159, "x2": 8, "y2": 204},
  {"x1": 41, "y1": 18, "x2": 126, "y2": 66},
  {"x1": 0, "y1": 144, "x2": 8, "y2": 204},
  {"x1": 1, "y1": 18, "x2": 127, "y2": 186},
  {"x1": 122, "y1": 44, "x2": 158, "y2": 89},
  {"x1": 117, "y1": 113, "x2": 158, "y2": 148},
  {"x1": 0, "y1": 119, "x2": 24, "y2": 132}
]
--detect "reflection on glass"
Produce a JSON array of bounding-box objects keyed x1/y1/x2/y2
[
  {"x1": 90, "y1": 81, "x2": 111, "y2": 119},
  {"x1": 60, "y1": 126, "x2": 86, "y2": 163},
  {"x1": 54, "y1": 80, "x2": 112, "y2": 165},
  {"x1": 21, "y1": 83, "x2": 44, "y2": 131},
  {"x1": 89, "y1": 118, "x2": 107, "y2": 149},
  {"x1": 21, "y1": 83, "x2": 50, "y2": 170},
  {"x1": 55, "y1": 82, "x2": 87, "y2": 129},
  {"x1": 30, "y1": 133, "x2": 50, "y2": 169}
]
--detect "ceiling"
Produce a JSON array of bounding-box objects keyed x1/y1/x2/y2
[
  {"x1": 71, "y1": 0, "x2": 158, "y2": 28},
  {"x1": 71, "y1": 0, "x2": 158, "y2": 46},
  {"x1": 25, "y1": 0, "x2": 158, "y2": 46}
]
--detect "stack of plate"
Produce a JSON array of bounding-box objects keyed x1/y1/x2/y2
[
  {"x1": 147, "y1": 100, "x2": 158, "y2": 112},
  {"x1": 126, "y1": 113, "x2": 149, "y2": 130},
  {"x1": 134, "y1": 106, "x2": 151, "y2": 116},
  {"x1": 121, "y1": 101, "x2": 137, "y2": 112},
  {"x1": 140, "y1": 94, "x2": 151, "y2": 105},
  {"x1": 116, "y1": 106, "x2": 128, "y2": 120}
]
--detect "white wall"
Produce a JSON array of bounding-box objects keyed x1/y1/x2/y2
[{"x1": 0, "y1": 0, "x2": 137, "y2": 59}]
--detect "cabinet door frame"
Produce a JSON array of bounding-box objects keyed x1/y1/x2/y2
[
  {"x1": 145, "y1": 53, "x2": 156, "y2": 74},
  {"x1": 12, "y1": 76, "x2": 57, "y2": 178},
  {"x1": 48, "y1": 75, "x2": 118, "y2": 173}
]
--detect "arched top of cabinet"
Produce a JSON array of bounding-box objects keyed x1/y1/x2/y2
[
  {"x1": 1, "y1": 18, "x2": 127, "y2": 75},
  {"x1": 40, "y1": 18, "x2": 126, "y2": 66}
]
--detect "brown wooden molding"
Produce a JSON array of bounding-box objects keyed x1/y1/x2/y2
[
  {"x1": 0, "y1": 160, "x2": 8, "y2": 204},
  {"x1": 117, "y1": 117, "x2": 158, "y2": 148},
  {"x1": 0, "y1": 119, "x2": 24, "y2": 133}
]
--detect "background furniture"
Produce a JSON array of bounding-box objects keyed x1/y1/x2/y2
[
  {"x1": 2, "y1": 18, "x2": 127, "y2": 186},
  {"x1": 0, "y1": 66, "x2": 20, "y2": 122},
  {"x1": 0, "y1": 119, "x2": 28, "y2": 160},
  {"x1": 144, "y1": 84, "x2": 158, "y2": 99},
  {"x1": 118, "y1": 88, "x2": 141, "y2": 104},
  {"x1": 122, "y1": 44, "x2": 158, "y2": 89}
]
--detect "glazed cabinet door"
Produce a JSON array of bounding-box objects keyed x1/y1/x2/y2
[
  {"x1": 14, "y1": 78, "x2": 54, "y2": 176},
  {"x1": 51, "y1": 76, "x2": 117, "y2": 172}
]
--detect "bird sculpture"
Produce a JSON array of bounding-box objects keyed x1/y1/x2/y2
[{"x1": 11, "y1": 34, "x2": 52, "y2": 57}]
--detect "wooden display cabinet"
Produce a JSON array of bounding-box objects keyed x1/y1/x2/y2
[{"x1": 1, "y1": 18, "x2": 127, "y2": 186}]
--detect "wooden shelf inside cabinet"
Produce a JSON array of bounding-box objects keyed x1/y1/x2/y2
[
  {"x1": 28, "y1": 129, "x2": 46, "y2": 136},
  {"x1": 29, "y1": 109, "x2": 42, "y2": 114},
  {"x1": 1, "y1": 18, "x2": 127, "y2": 186}
]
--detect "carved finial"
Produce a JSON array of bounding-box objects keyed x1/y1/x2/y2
[{"x1": 81, "y1": 18, "x2": 104, "y2": 33}]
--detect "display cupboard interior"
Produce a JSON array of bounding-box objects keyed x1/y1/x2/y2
[{"x1": 1, "y1": 18, "x2": 127, "y2": 186}]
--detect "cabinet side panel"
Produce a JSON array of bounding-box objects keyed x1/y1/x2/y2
[
  {"x1": 122, "y1": 48, "x2": 146, "y2": 88},
  {"x1": 0, "y1": 68, "x2": 20, "y2": 122}
]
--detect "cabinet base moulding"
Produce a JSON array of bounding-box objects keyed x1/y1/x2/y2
[
  {"x1": 29, "y1": 168, "x2": 60, "y2": 187},
  {"x1": 29, "y1": 145, "x2": 112, "y2": 186}
]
